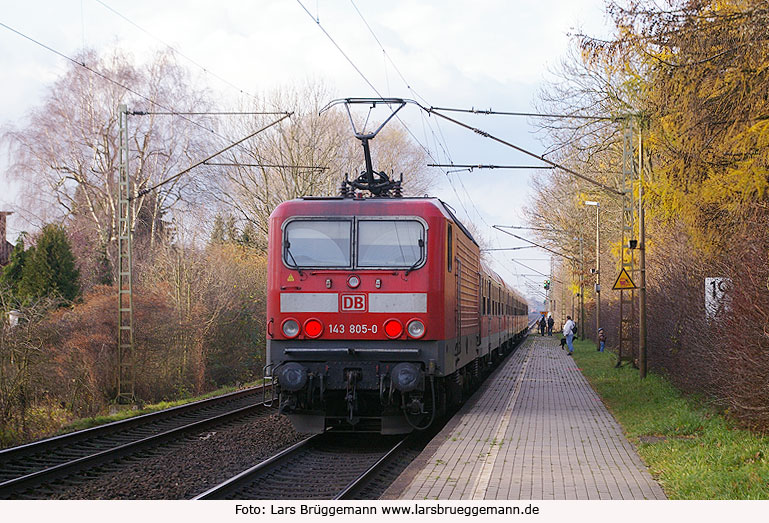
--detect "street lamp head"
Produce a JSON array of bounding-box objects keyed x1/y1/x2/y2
[{"x1": 584, "y1": 200, "x2": 599, "y2": 206}]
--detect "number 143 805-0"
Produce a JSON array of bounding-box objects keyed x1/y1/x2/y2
[{"x1": 328, "y1": 323, "x2": 378, "y2": 334}]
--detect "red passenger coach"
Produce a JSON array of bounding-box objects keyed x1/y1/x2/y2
[{"x1": 266, "y1": 195, "x2": 529, "y2": 434}]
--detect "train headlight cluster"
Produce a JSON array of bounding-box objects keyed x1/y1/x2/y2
[
  {"x1": 407, "y1": 319, "x2": 425, "y2": 339},
  {"x1": 282, "y1": 318, "x2": 300, "y2": 338}
]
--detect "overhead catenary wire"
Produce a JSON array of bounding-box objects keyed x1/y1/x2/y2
[
  {"x1": 133, "y1": 112, "x2": 293, "y2": 199},
  {"x1": 497, "y1": 225, "x2": 558, "y2": 232},
  {"x1": 429, "y1": 106, "x2": 615, "y2": 120},
  {"x1": 510, "y1": 259, "x2": 563, "y2": 284},
  {"x1": 349, "y1": 0, "x2": 431, "y2": 107},
  {"x1": 306, "y1": 1, "x2": 580, "y2": 276},
  {"x1": 295, "y1": 0, "x2": 380, "y2": 95},
  {"x1": 0, "y1": 20, "x2": 286, "y2": 153},
  {"x1": 131, "y1": 111, "x2": 290, "y2": 116},
  {"x1": 428, "y1": 164, "x2": 555, "y2": 171},
  {"x1": 423, "y1": 106, "x2": 624, "y2": 196},
  {"x1": 312, "y1": 0, "x2": 480, "y2": 226},
  {"x1": 204, "y1": 162, "x2": 327, "y2": 170},
  {"x1": 493, "y1": 225, "x2": 580, "y2": 264},
  {"x1": 298, "y1": 1, "x2": 490, "y2": 231},
  {"x1": 95, "y1": 0, "x2": 261, "y2": 103},
  {"x1": 480, "y1": 246, "x2": 537, "y2": 252}
]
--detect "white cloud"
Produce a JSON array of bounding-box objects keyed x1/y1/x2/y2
[{"x1": 0, "y1": 0, "x2": 611, "y2": 277}]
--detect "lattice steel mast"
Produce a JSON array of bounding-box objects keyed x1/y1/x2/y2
[
  {"x1": 117, "y1": 104, "x2": 135, "y2": 403},
  {"x1": 617, "y1": 118, "x2": 638, "y2": 367}
]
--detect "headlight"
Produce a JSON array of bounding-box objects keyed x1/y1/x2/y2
[
  {"x1": 278, "y1": 362, "x2": 307, "y2": 391},
  {"x1": 384, "y1": 319, "x2": 403, "y2": 339},
  {"x1": 391, "y1": 362, "x2": 422, "y2": 392},
  {"x1": 282, "y1": 318, "x2": 300, "y2": 338},
  {"x1": 407, "y1": 319, "x2": 425, "y2": 338},
  {"x1": 304, "y1": 318, "x2": 323, "y2": 338}
]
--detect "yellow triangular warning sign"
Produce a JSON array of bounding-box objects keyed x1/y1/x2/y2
[
  {"x1": 287, "y1": 274, "x2": 295, "y2": 282},
  {"x1": 612, "y1": 267, "x2": 637, "y2": 290}
]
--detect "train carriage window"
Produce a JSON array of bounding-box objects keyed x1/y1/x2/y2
[
  {"x1": 357, "y1": 220, "x2": 425, "y2": 268},
  {"x1": 284, "y1": 220, "x2": 352, "y2": 267}
]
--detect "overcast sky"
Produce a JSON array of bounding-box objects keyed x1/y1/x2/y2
[{"x1": 0, "y1": 0, "x2": 612, "y2": 301}]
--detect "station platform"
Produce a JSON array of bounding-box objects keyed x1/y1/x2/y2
[{"x1": 382, "y1": 335, "x2": 666, "y2": 500}]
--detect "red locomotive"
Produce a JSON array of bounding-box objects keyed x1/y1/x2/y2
[{"x1": 265, "y1": 99, "x2": 528, "y2": 434}]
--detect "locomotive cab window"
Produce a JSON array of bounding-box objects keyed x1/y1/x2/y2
[
  {"x1": 284, "y1": 219, "x2": 352, "y2": 268},
  {"x1": 357, "y1": 220, "x2": 425, "y2": 268}
]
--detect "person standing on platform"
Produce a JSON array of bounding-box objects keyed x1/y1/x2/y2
[
  {"x1": 547, "y1": 314, "x2": 554, "y2": 336},
  {"x1": 598, "y1": 327, "x2": 606, "y2": 352},
  {"x1": 563, "y1": 316, "x2": 575, "y2": 356},
  {"x1": 539, "y1": 316, "x2": 546, "y2": 336}
]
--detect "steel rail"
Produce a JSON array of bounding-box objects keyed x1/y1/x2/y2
[
  {"x1": 192, "y1": 435, "x2": 319, "y2": 500},
  {"x1": 193, "y1": 434, "x2": 408, "y2": 500},
  {"x1": 0, "y1": 390, "x2": 270, "y2": 498},
  {"x1": 0, "y1": 385, "x2": 267, "y2": 466},
  {"x1": 333, "y1": 437, "x2": 410, "y2": 500}
]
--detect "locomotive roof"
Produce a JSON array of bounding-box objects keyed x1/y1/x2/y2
[{"x1": 273, "y1": 196, "x2": 478, "y2": 246}]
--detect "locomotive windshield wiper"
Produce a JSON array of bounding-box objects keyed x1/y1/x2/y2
[
  {"x1": 404, "y1": 239, "x2": 425, "y2": 276},
  {"x1": 284, "y1": 241, "x2": 304, "y2": 276}
]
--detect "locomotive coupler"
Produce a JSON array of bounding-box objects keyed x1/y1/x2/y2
[
  {"x1": 404, "y1": 395, "x2": 425, "y2": 416},
  {"x1": 278, "y1": 392, "x2": 297, "y2": 414}
]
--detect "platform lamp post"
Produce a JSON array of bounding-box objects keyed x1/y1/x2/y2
[
  {"x1": 577, "y1": 235, "x2": 585, "y2": 341},
  {"x1": 584, "y1": 201, "x2": 600, "y2": 349}
]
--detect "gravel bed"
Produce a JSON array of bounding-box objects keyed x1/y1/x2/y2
[{"x1": 51, "y1": 414, "x2": 304, "y2": 499}]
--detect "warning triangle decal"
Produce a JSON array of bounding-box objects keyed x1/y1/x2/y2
[{"x1": 612, "y1": 267, "x2": 637, "y2": 290}]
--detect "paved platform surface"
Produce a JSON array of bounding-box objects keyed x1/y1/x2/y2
[{"x1": 383, "y1": 335, "x2": 666, "y2": 500}]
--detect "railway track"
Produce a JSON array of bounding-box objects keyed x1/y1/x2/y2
[
  {"x1": 1, "y1": 332, "x2": 534, "y2": 500},
  {"x1": 0, "y1": 386, "x2": 271, "y2": 499},
  {"x1": 195, "y1": 332, "x2": 537, "y2": 501},
  {"x1": 193, "y1": 432, "x2": 409, "y2": 500}
]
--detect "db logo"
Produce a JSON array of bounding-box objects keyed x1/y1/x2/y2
[{"x1": 341, "y1": 294, "x2": 366, "y2": 311}]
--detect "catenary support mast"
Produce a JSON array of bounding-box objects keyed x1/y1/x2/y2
[{"x1": 117, "y1": 104, "x2": 135, "y2": 403}]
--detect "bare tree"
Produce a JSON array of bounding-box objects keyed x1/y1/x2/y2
[
  {"x1": 2, "y1": 47, "x2": 216, "y2": 281},
  {"x1": 212, "y1": 81, "x2": 346, "y2": 242},
  {"x1": 0, "y1": 287, "x2": 58, "y2": 445},
  {"x1": 213, "y1": 81, "x2": 435, "y2": 243}
]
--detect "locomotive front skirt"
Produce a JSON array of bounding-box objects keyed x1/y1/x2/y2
[{"x1": 266, "y1": 196, "x2": 528, "y2": 434}]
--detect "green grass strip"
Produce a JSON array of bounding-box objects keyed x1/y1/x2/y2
[
  {"x1": 59, "y1": 380, "x2": 264, "y2": 434},
  {"x1": 571, "y1": 338, "x2": 769, "y2": 499}
]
